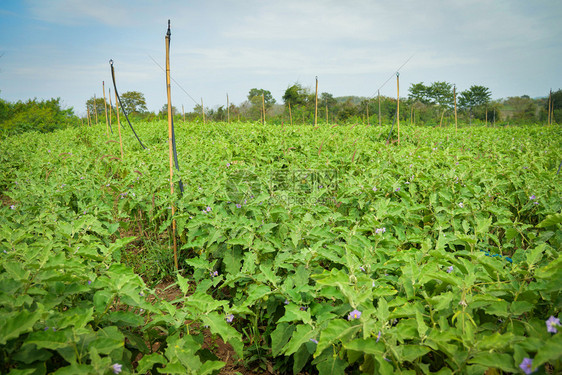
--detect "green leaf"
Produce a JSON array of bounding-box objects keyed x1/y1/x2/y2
[
  {"x1": 316, "y1": 355, "x2": 347, "y2": 375},
  {"x1": 271, "y1": 322, "x2": 295, "y2": 357},
  {"x1": 23, "y1": 329, "x2": 68, "y2": 350},
  {"x1": 533, "y1": 333, "x2": 562, "y2": 368},
  {"x1": 536, "y1": 213, "x2": 562, "y2": 228},
  {"x1": 468, "y1": 352, "x2": 516, "y2": 372},
  {"x1": 89, "y1": 326, "x2": 124, "y2": 355},
  {"x1": 201, "y1": 311, "x2": 243, "y2": 358},
  {"x1": 343, "y1": 338, "x2": 384, "y2": 355},
  {"x1": 397, "y1": 345, "x2": 431, "y2": 362},
  {"x1": 0, "y1": 310, "x2": 41, "y2": 345},
  {"x1": 137, "y1": 353, "x2": 166, "y2": 374},
  {"x1": 315, "y1": 319, "x2": 361, "y2": 357},
  {"x1": 283, "y1": 324, "x2": 315, "y2": 356}
]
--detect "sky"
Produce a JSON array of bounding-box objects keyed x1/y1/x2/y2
[{"x1": 0, "y1": 0, "x2": 561, "y2": 116}]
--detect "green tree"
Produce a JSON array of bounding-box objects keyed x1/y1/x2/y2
[
  {"x1": 1, "y1": 97, "x2": 77, "y2": 134},
  {"x1": 85, "y1": 96, "x2": 107, "y2": 119},
  {"x1": 408, "y1": 82, "x2": 432, "y2": 105},
  {"x1": 459, "y1": 85, "x2": 492, "y2": 121},
  {"x1": 120, "y1": 91, "x2": 148, "y2": 115},
  {"x1": 282, "y1": 84, "x2": 310, "y2": 107},
  {"x1": 247, "y1": 88, "x2": 276, "y2": 108},
  {"x1": 429, "y1": 81, "x2": 454, "y2": 108}
]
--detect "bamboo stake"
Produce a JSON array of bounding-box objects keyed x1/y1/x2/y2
[
  {"x1": 201, "y1": 98, "x2": 205, "y2": 124},
  {"x1": 182, "y1": 104, "x2": 185, "y2": 123},
  {"x1": 262, "y1": 93, "x2": 265, "y2": 125},
  {"x1": 93, "y1": 94, "x2": 98, "y2": 125},
  {"x1": 439, "y1": 108, "x2": 445, "y2": 127},
  {"x1": 102, "y1": 81, "x2": 109, "y2": 138},
  {"x1": 325, "y1": 101, "x2": 328, "y2": 124},
  {"x1": 454, "y1": 86, "x2": 458, "y2": 132},
  {"x1": 548, "y1": 89, "x2": 552, "y2": 125},
  {"x1": 165, "y1": 20, "x2": 178, "y2": 271},
  {"x1": 227, "y1": 93, "x2": 230, "y2": 123},
  {"x1": 366, "y1": 100, "x2": 370, "y2": 126},
  {"x1": 378, "y1": 89, "x2": 381, "y2": 126},
  {"x1": 115, "y1": 89, "x2": 124, "y2": 159},
  {"x1": 289, "y1": 102, "x2": 293, "y2": 126},
  {"x1": 314, "y1": 76, "x2": 318, "y2": 127},
  {"x1": 87, "y1": 107, "x2": 91, "y2": 127},
  {"x1": 485, "y1": 106, "x2": 487, "y2": 126},
  {"x1": 396, "y1": 73, "x2": 400, "y2": 144},
  {"x1": 108, "y1": 88, "x2": 114, "y2": 129}
]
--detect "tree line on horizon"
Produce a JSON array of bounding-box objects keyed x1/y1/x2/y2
[{"x1": 0, "y1": 84, "x2": 560, "y2": 135}]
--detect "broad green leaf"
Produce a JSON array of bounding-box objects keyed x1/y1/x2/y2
[
  {"x1": 468, "y1": 353, "x2": 516, "y2": 372},
  {"x1": 0, "y1": 310, "x2": 41, "y2": 345}
]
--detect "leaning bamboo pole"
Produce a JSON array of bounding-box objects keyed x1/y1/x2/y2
[
  {"x1": 396, "y1": 73, "x2": 400, "y2": 144},
  {"x1": 93, "y1": 94, "x2": 99, "y2": 125},
  {"x1": 165, "y1": 20, "x2": 178, "y2": 271},
  {"x1": 115, "y1": 89, "x2": 124, "y2": 159},
  {"x1": 102, "y1": 81, "x2": 109, "y2": 138}
]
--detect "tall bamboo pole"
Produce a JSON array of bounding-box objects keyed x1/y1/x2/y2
[
  {"x1": 325, "y1": 101, "x2": 328, "y2": 124},
  {"x1": 165, "y1": 20, "x2": 178, "y2": 271},
  {"x1": 87, "y1": 107, "x2": 91, "y2": 127},
  {"x1": 485, "y1": 106, "x2": 488, "y2": 126},
  {"x1": 262, "y1": 93, "x2": 265, "y2": 125},
  {"x1": 439, "y1": 108, "x2": 445, "y2": 127},
  {"x1": 201, "y1": 98, "x2": 205, "y2": 124},
  {"x1": 366, "y1": 100, "x2": 370, "y2": 126},
  {"x1": 378, "y1": 89, "x2": 381, "y2": 126},
  {"x1": 548, "y1": 90, "x2": 552, "y2": 125},
  {"x1": 115, "y1": 89, "x2": 124, "y2": 159},
  {"x1": 227, "y1": 93, "x2": 230, "y2": 123},
  {"x1": 182, "y1": 104, "x2": 185, "y2": 123},
  {"x1": 93, "y1": 94, "x2": 98, "y2": 125},
  {"x1": 108, "y1": 88, "x2": 114, "y2": 125},
  {"x1": 314, "y1": 76, "x2": 318, "y2": 127},
  {"x1": 454, "y1": 86, "x2": 458, "y2": 132},
  {"x1": 289, "y1": 102, "x2": 293, "y2": 126},
  {"x1": 102, "y1": 81, "x2": 109, "y2": 138},
  {"x1": 396, "y1": 73, "x2": 400, "y2": 144}
]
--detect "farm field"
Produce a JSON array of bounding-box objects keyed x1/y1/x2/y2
[{"x1": 1, "y1": 121, "x2": 561, "y2": 375}]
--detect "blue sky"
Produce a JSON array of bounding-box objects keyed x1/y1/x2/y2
[{"x1": 1, "y1": 0, "x2": 561, "y2": 116}]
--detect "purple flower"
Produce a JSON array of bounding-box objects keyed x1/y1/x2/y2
[
  {"x1": 395, "y1": 187, "x2": 401, "y2": 192},
  {"x1": 310, "y1": 338, "x2": 318, "y2": 344},
  {"x1": 210, "y1": 271, "x2": 218, "y2": 277},
  {"x1": 359, "y1": 266, "x2": 366, "y2": 272},
  {"x1": 284, "y1": 299, "x2": 289, "y2": 305},
  {"x1": 546, "y1": 316, "x2": 560, "y2": 333},
  {"x1": 376, "y1": 330, "x2": 381, "y2": 342},
  {"x1": 375, "y1": 227, "x2": 386, "y2": 234},
  {"x1": 458, "y1": 202, "x2": 464, "y2": 208},
  {"x1": 206, "y1": 206, "x2": 212, "y2": 212},
  {"x1": 226, "y1": 314, "x2": 234, "y2": 323},
  {"x1": 88, "y1": 280, "x2": 92, "y2": 285},
  {"x1": 236, "y1": 203, "x2": 242, "y2": 208},
  {"x1": 529, "y1": 195, "x2": 536, "y2": 200},
  {"x1": 348, "y1": 309, "x2": 362, "y2": 320},
  {"x1": 519, "y1": 358, "x2": 535, "y2": 374},
  {"x1": 446, "y1": 266, "x2": 453, "y2": 273},
  {"x1": 10, "y1": 205, "x2": 15, "y2": 210},
  {"x1": 372, "y1": 186, "x2": 377, "y2": 192},
  {"x1": 227, "y1": 162, "x2": 231, "y2": 167},
  {"x1": 111, "y1": 363, "x2": 122, "y2": 374}
]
